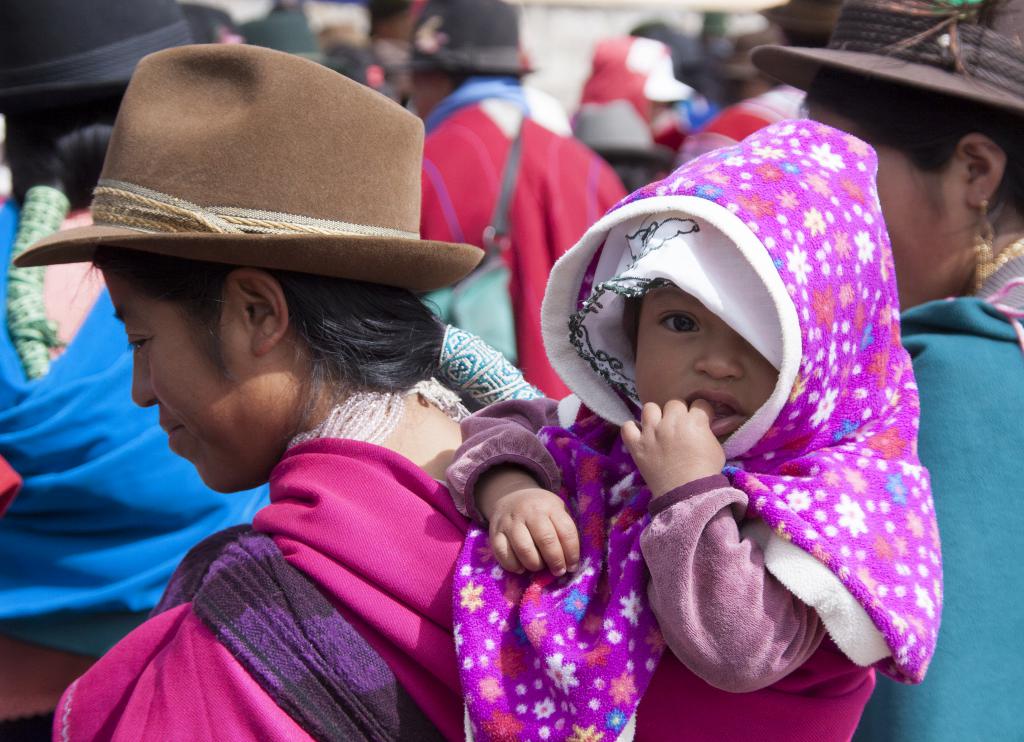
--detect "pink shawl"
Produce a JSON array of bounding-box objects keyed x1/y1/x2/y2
[{"x1": 53, "y1": 438, "x2": 469, "y2": 741}]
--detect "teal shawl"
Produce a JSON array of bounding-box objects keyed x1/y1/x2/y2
[{"x1": 855, "y1": 297, "x2": 1024, "y2": 740}]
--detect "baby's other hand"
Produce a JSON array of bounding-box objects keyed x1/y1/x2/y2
[
  {"x1": 621, "y1": 400, "x2": 725, "y2": 498},
  {"x1": 487, "y1": 488, "x2": 580, "y2": 576},
  {"x1": 476, "y1": 467, "x2": 580, "y2": 576}
]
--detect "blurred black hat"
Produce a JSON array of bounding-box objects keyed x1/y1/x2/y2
[
  {"x1": 410, "y1": 0, "x2": 529, "y2": 76},
  {"x1": 0, "y1": 0, "x2": 192, "y2": 114}
]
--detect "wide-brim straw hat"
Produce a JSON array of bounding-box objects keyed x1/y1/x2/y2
[
  {"x1": 14, "y1": 44, "x2": 482, "y2": 291},
  {"x1": 752, "y1": 0, "x2": 1024, "y2": 119}
]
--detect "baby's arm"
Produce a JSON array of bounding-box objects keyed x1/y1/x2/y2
[
  {"x1": 641, "y1": 478, "x2": 825, "y2": 693},
  {"x1": 447, "y1": 397, "x2": 562, "y2": 517},
  {"x1": 447, "y1": 398, "x2": 580, "y2": 575},
  {"x1": 623, "y1": 400, "x2": 825, "y2": 692}
]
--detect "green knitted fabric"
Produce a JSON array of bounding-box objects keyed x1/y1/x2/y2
[{"x1": 8, "y1": 186, "x2": 69, "y2": 379}]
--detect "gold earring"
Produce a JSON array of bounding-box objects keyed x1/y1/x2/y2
[
  {"x1": 973, "y1": 198, "x2": 1024, "y2": 293},
  {"x1": 973, "y1": 199, "x2": 996, "y2": 293}
]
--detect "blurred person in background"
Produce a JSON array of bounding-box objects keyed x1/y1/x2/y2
[
  {"x1": 411, "y1": 0, "x2": 625, "y2": 399},
  {"x1": 755, "y1": 0, "x2": 1024, "y2": 738},
  {"x1": 716, "y1": 23, "x2": 788, "y2": 106},
  {"x1": 681, "y1": 0, "x2": 841, "y2": 162},
  {"x1": 578, "y1": 35, "x2": 698, "y2": 153},
  {"x1": 370, "y1": 0, "x2": 417, "y2": 103},
  {"x1": 0, "y1": 2, "x2": 268, "y2": 737},
  {"x1": 243, "y1": 2, "x2": 394, "y2": 98},
  {"x1": 630, "y1": 20, "x2": 722, "y2": 148},
  {"x1": 306, "y1": 0, "x2": 371, "y2": 51},
  {"x1": 179, "y1": 2, "x2": 245, "y2": 44},
  {"x1": 573, "y1": 98, "x2": 676, "y2": 192}
]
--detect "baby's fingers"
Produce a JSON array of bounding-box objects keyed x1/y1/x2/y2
[
  {"x1": 526, "y1": 514, "x2": 570, "y2": 576},
  {"x1": 507, "y1": 521, "x2": 546, "y2": 572},
  {"x1": 551, "y1": 510, "x2": 581, "y2": 574},
  {"x1": 640, "y1": 402, "x2": 663, "y2": 432},
  {"x1": 621, "y1": 420, "x2": 642, "y2": 450},
  {"x1": 489, "y1": 530, "x2": 525, "y2": 574},
  {"x1": 687, "y1": 398, "x2": 715, "y2": 427}
]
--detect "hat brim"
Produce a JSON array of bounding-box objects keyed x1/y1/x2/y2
[
  {"x1": 14, "y1": 225, "x2": 483, "y2": 292},
  {"x1": 752, "y1": 44, "x2": 1024, "y2": 119}
]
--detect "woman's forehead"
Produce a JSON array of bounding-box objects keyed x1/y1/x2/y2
[
  {"x1": 104, "y1": 273, "x2": 140, "y2": 322},
  {"x1": 104, "y1": 272, "x2": 170, "y2": 327}
]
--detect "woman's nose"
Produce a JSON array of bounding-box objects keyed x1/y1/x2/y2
[{"x1": 130, "y1": 357, "x2": 157, "y2": 408}]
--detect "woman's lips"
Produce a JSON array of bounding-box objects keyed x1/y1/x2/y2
[{"x1": 161, "y1": 421, "x2": 185, "y2": 449}]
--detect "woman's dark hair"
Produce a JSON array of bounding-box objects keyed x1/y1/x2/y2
[
  {"x1": 93, "y1": 247, "x2": 446, "y2": 401},
  {"x1": 5, "y1": 96, "x2": 122, "y2": 209},
  {"x1": 807, "y1": 67, "x2": 1024, "y2": 215}
]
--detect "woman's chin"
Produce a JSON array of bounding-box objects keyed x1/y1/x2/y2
[
  {"x1": 191, "y1": 453, "x2": 269, "y2": 494},
  {"x1": 197, "y1": 466, "x2": 265, "y2": 494}
]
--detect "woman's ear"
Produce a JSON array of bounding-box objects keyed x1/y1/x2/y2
[
  {"x1": 220, "y1": 268, "x2": 291, "y2": 358},
  {"x1": 956, "y1": 132, "x2": 1008, "y2": 209}
]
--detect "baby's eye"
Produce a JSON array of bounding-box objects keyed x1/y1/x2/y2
[{"x1": 660, "y1": 314, "x2": 696, "y2": 332}]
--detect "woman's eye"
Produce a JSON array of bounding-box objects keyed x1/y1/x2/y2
[
  {"x1": 128, "y1": 338, "x2": 149, "y2": 352},
  {"x1": 661, "y1": 314, "x2": 696, "y2": 332}
]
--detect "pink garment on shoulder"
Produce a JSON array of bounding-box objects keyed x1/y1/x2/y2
[
  {"x1": 53, "y1": 604, "x2": 308, "y2": 742},
  {"x1": 254, "y1": 438, "x2": 470, "y2": 741},
  {"x1": 53, "y1": 438, "x2": 470, "y2": 741}
]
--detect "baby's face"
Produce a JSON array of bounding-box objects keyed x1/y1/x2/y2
[{"x1": 633, "y1": 284, "x2": 778, "y2": 440}]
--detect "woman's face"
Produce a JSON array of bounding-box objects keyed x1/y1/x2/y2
[
  {"x1": 105, "y1": 271, "x2": 306, "y2": 493},
  {"x1": 808, "y1": 104, "x2": 977, "y2": 309}
]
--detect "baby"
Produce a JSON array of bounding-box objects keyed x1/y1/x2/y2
[{"x1": 449, "y1": 121, "x2": 941, "y2": 742}]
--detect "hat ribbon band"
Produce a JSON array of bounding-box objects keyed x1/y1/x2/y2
[{"x1": 91, "y1": 179, "x2": 420, "y2": 240}]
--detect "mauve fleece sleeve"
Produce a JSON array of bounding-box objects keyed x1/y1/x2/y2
[
  {"x1": 445, "y1": 398, "x2": 562, "y2": 520},
  {"x1": 641, "y1": 474, "x2": 826, "y2": 693}
]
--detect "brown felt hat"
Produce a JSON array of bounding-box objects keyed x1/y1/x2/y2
[
  {"x1": 14, "y1": 43, "x2": 482, "y2": 291},
  {"x1": 752, "y1": 0, "x2": 1024, "y2": 120}
]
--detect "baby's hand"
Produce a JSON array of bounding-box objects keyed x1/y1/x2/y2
[
  {"x1": 475, "y1": 467, "x2": 580, "y2": 576},
  {"x1": 621, "y1": 400, "x2": 725, "y2": 498}
]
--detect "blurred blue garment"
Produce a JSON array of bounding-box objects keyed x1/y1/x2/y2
[
  {"x1": 676, "y1": 95, "x2": 719, "y2": 134},
  {"x1": 0, "y1": 201, "x2": 269, "y2": 655}
]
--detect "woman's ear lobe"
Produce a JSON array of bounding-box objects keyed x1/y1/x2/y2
[
  {"x1": 958, "y1": 133, "x2": 1007, "y2": 208},
  {"x1": 222, "y1": 268, "x2": 291, "y2": 357}
]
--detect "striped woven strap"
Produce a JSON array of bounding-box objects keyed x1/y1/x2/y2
[{"x1": 91, "y1": 179, "x2": 420, "y2": 240}]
